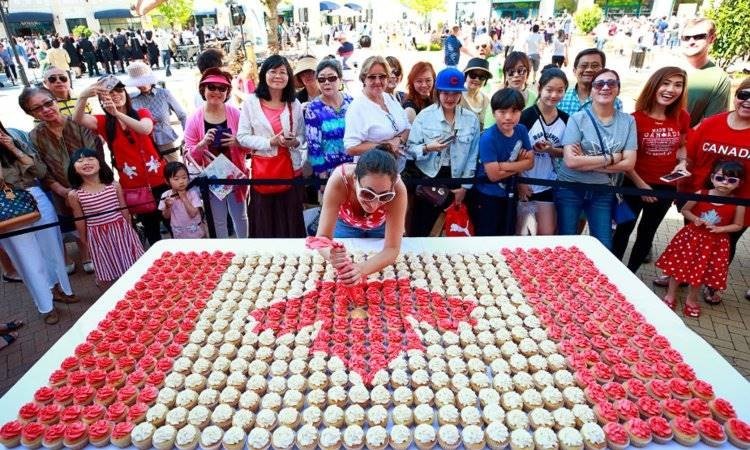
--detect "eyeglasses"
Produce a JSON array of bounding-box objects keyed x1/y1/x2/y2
[
  {"x1": 29, "y1": 99, "x2": 56, "y2": 114},
  {"x1": 366, "y1": 74, "x2": 388, "y2": 81},
  {"x1": 47, "y1": 75, "x2": 68, "y2": 83},
  {"x1": 317, "y1": 75, "x2": 339, "y2": 84},
  {"x1": 355, "y1": 179, "x2": 396, "y2": 203},
  {"x1": 592, "y1": 79, "x2": 620, "y2": 90},
  {"x1": 391, "y1": 70, "x2": 401, "y2": 78},
  {"x1": 681, "y1": 33, "x2": 708, "y2": 42},
  {"x1": 577, "y1": 63, "x2": 602, "y2": 71},
  {"x1": 475, "y1": 44, "x2": 489, "y2": 49},
  {"x1": 268, "y1": 70, "x2": 288, "y2": 78},
  {"x1": 736, "y1": 90, "x2": 750, "y2": 101},
  {"x1": 467, "y1": 71, "x2": 489, "y2": 81},
  {"x1": 713, "y1": 174, "x2": 740, "y2": 184},
  {"x1": 205, "y1": 84, "x2": 229, "y2": 92},
  {"x1": 506, "y1": 68, "x2": 528, "y2": 77}
]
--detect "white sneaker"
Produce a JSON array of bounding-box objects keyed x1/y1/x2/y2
[
  {"x1": 65, "y1": 262, "x2": 75, "y2": 274},
  {"x1": 83, "y1": 261, "x2": 95, "y2": 274}
]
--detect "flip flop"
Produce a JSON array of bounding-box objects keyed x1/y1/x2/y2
[
  {"x1": 662, "y1": 296, "x2": 676, "y2": 310},
  {"x1": 0, "y1": 320, "x2": 23, "y2": 332},
  {"x1": 683, "y1": 303, "x2": 701, "y2": 318},
  {"x1": 0, "y1": 333, "x2": 17, "y2": 350}
]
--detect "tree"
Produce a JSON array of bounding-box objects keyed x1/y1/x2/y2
[
  {"x1": 555, "y1": 0, "x2": 577, "y2": 15},
  {"x1": 706, "y1": 0, "x2": 750, "y2": 70},
  {"x1": 72, "y1": 25, "x2": 92, "y2": 38},
  {"x1": 149, "y1": 0, "x2": 195, "y2": 29},
  {"x1": 573, "y1": 4, "x2": 602, "y2": 34},
  {"x1": 400, "y1": 0, "x2": 446, "y2": 19}
]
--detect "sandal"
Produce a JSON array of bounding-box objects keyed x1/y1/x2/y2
[
  {"x1": 0, "y1": 332, "x2": 17, "y2": 350},
  {"x1": 0, "y1": 320, "x2": 23, "y2": 332},
  {"x1": 42, "y1": 309, "x2": 59, "y2": 325},
  {"x1": 652, "y1": 275, "x2": 670, "y2": 287},
  {"x1": 683, "y1": 303, "x2": 701, "y2": 318},
  {"x1": 703, "y1": 286, "x2": 722, "y2": 305},
  {"x1": 662, "y1": 296, "x2": 676, "y2": 310},
  {"x1": 82, "y1": 261, "x2": 95, "y2": 274},
  {"x1": 2, "y1": 273, "x2": 22, "y2": 283}
]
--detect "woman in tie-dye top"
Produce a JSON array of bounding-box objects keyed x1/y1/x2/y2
[{"x1": 303, "y1": 58, "x2": 353, "y2": 177}]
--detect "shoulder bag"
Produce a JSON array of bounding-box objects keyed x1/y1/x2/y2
[
  {"x1": 121, "y1": 131, "x2": 158, "y2": 215},
  {"x1": 583, "y1": 108, "x2": 635, "y2": 225},
  {"x1": 0, "y1": 165, "x2": 41, "y2": 233},
  {"x1": 251, "y1": 103, "x2": 295, "y2": 195}
]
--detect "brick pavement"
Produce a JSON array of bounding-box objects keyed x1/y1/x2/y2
[{"x1": 1, "y1": 212, "x2": 749, "y2": 396}]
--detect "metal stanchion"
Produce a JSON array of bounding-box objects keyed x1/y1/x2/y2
[{"x1": 198, "y1": 178, "x2": 217, "y2": 238}]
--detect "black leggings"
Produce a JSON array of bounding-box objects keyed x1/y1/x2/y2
[
  {"x1": 136, "y1": 185, "x2": 170, "y2": 245},
  {"x1": 410, "y1": 166, "x2": 453, "y2": 237},
  {"x1": 612, "y1": 180, "x2": 675, "y2": 273}
]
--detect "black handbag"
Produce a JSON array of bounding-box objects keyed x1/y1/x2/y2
[{"x1": 415, "y1": 185, "x2": 453, "y2": 208}]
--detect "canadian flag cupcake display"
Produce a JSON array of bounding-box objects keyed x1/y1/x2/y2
[{"x1": 1, "y1": 245, "x2": 748, "y2": 450}]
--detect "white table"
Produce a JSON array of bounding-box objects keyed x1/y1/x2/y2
[{"x1": 1, "y1": 237, "x2": 748, "y2": 450}]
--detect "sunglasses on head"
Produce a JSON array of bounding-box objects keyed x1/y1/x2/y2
[
  {"x1": 29, "y1": 99, "x2": 56, "y2": 114},
  {"x1": 713, "y1": 174, "x2": 740, "y2": 184},
  {"x1": 355, "y1": 179, "x2": 396, "y2": 203},
  {"x1": 736, "y1": 90, "x2": 750, "y2": 101},
  {"x1": 205, "y1": 84, "x2": 229, "y2": 92},
  {"x1": 467, "y1": 71, "x2": 489, "y2": 81},
  {"x1": 681, "y1": 33, "x2": 708, "y2": 42},
  {"x1": 592, "y1": 79, "x2": 620, "y2": 90},
  {"x1": 366, "y1": 74, "x2": 388, "y2": 81},
  {"x1": 47, "y1": 75, "x2": 68, "y2": 83},
  {"x1": 110, "y1": 86, "x2": 126, "y2": 93},
  {"x1": 317, "y1": 75, "x2": 339, "y2": 84},
  {"x1": 506, "y1": 68, "x2": 528, "y2": 77}
]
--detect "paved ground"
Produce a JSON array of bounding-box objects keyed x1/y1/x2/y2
[{"x1": 1, "y1": 37, "x2": 749, "y2": 396}]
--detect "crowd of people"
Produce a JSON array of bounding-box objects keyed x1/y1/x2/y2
[{"x1": 0, "y1": 15, "x2": 749, "y2": 350}]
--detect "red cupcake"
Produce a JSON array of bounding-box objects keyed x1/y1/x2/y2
[
  {"x1": 603, "y1": 422, "x2": 630, "y2": 450},
  {"x1": 110, "y1": 421, "x2": 134, "y2": 448},
  {"x1": 106, "y1": 402, "x2": 129, "y2": 423},
  {"x1": 647, "y1": 416, "x2": 674, "y2": 444},
  {"x1": 623, "y1": 418, "x2": 652, "y2": 447},
  {"x1": 0, "y1": 420, "x2": 23, "y2": 448},
  {"x1": 725, "y1": 418, "x2": 750, "y2": 449},
  {"x1": 106, "y1": 369, "x2": 126, "y2": 389},
  {"x1": 62, "y1": 421, "x2": 88, "y2": 450},
  {"x1": 127, "y1": 402, "x2": 149, "y2": 424},
  {"x1": 116, "y1": 385, "x2": 138, "y2": 406},
  {"x1": 17, "y1": 402, "x2": 41, "y2": 424},
  {"x1": 614, "y1": 399, "x2": 640, "y2": 421},
  {"x1": 53, "y1": 386, "x2": 75, "y2": 407},
  {"x1": 690, "y1": 379, "x2": 715, "y2": 401},
  {"x1": 20, "y1": 421, "x2": 46, "y2": 449},
  {"x1": 671, "y1": 416, "x2": 700, "y2": 446},
  {"x1": 33, "y1": 387, "x2": 56, "y2": 406},
  {"x1": 636, "y1": 396, "x2": 662, "y2": 418},
  {"x1": 662, "y1": 399, "x2": 687, "y2": 420},
  {"x1": 38, "y1": 404, "x2": 62, "y2": 426},
  {"x1": 685, "y1": 398, "x2": 712, "y2": 421},
  {"x1": 669, "y1": 378, "x2": 692, "y2": 400},
  {"x1": 603, "y1": 382, "x2": 626, "y2": 401},
  {"x1": 593, "y1": 402, "x2": 618, "y2": 425},
  {"x1": 88, "y1": 419, "x2": 112, "y2": 447},
  {"x1": 81, "y1": 404, "x2": 106, "y2": 425},
  {"x1": 60, "y1": 405, "x2": 83, "y2": 424},
  {"x1": 709, "y1": 397, "x2": 737, "y2": 423},
  {"x1": 48, "y1": 370, "x2": 68, "y2": 388},
  {"x1": 697, "y1": 417, "x2": 726, "y2": 447},
  {"x1": 42, "y1": 423, "x2": 66, "y2": 450},
  {"x1": 73, "y1": 385, "x2": 96, "y2": 406}
]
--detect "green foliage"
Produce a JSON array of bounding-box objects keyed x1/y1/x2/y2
[
  {"x1": 416, "y1": 43, "x2": 442, "y2": 51},
  {"x1": 150, "y1": 0, "x2": 195, "y2": 28},
  {"x1": 706, "y1": 0, "x2": 750, "y2": 70},
  {"x1": 555, "y1": 0, "x2": 577, "y2": 14},
  {"x1": 72, "y1": 25, "x2": 92, "y2": 38},
  {"x1": 400, "y1": 0, "x2": 446, "y2": 17},
  {"x1": 573, "y1": 4, "x2": 602, "y2": 34}
]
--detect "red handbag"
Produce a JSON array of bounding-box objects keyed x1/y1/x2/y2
[
  {"x1": 444, "y1": 203, "x2": 474, "y2": 237},
  {"x1": 252, "y1": 103, "x2": 295, "y2": 195},
  {"x1": 123, "y1": 186, "x2": 156, "y2": 214}
]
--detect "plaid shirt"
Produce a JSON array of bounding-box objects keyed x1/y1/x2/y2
[
  {"x1": 131, "y1": 87, "x2": 187, "y2": 146},
  {"x1": 558, "y1": 84, "x2": 623, "y2": 116}
]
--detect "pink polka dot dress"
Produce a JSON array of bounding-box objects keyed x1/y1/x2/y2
[{"x1": 655, "y1": 192, "x2": 737, "y2": 290}]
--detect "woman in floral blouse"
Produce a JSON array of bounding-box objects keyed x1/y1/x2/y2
[{"x1": 303, "y1": 58, "x2": 353, "y2": 178}]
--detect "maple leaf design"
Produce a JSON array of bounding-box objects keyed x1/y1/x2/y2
[
  {"x1": 122, "y1": 163, "x2": 138, "y2": 179},
  {"x1": 249, "y1": 279, "x2": 477, "y2": 384},
  {"x1": 700, "y1": 209, "x2": 721, "y2": 226},
  {"x1": 145, "y1": 156, "x2": 161, "y2": 173}
]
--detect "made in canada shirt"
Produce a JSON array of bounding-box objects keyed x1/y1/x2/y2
[
  {"x1": 95, "y1": 109, "x2": 165, "y2": 189},
  {"x1": 632, "y1": 109, "x2": 690, "y2": 185},
  {"x1": 685, "y1": 112, "x2": 750, "y2": 224}
]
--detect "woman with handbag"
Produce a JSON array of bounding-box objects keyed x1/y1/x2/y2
[
  {"x1": 406, "y1": 67, "x2": 480, "y2": 237},
  {"x1": 73, "y1": 76, "x2": 168, "y2": 245},
  {"x1": 237, "y1": 55, "x2": 306, "y2": 238},
  {"x1": 0, "y1": 122, "x2": 77, "y2": 326},
  {"x1": 557, "y1": 68, "x2": 637, "y2": 250},
  {"x1": 185, "y1": 68, "x2": 250, "y2": 238}
]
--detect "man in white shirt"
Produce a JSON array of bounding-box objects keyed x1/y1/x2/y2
[{"x1": 525, "y1": 24, "x2": 544, "y2": 83}]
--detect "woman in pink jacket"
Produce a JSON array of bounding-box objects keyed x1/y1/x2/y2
[{"x1": 184, "y1": 68, "x2": 251, "y2": 238}]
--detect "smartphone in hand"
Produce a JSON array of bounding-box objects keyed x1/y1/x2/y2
[
  {"x1": 212, "y1": 126, "x2": 228, "y2": 148},
  {"x1": 100, "y1": 75, "x2": 121, "y2": 91},
  {"x1": 438, "y1": 130, "x2": 458, "y2": 145},
  {"x1": 659, "y1": 170, "x2": 690, "y2": 183}
]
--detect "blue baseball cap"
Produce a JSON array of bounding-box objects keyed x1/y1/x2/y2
[{"x1": 435, "y1": 67, "x2": 467, "y2": 92}]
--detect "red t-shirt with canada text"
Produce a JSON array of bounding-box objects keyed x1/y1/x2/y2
[
  {"x1": 632, "y1": 109, "x2": 690, "y2": 185},
  {"x1": 95, "y1": 109, "x2": 165, "y2": 189},
  {"x1": 685, "y1": 111, "x2": 750, "y2": 224}
]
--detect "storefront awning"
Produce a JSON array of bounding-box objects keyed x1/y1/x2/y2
[
  {"x1": 194, "y1": 8, "x2": 217, "y2": 15},
  {"x1": 94, "y1": 9, "x2": 134, "y2": 19},
  {"x1": 6, "y1": 12, "x2": 53, "y2": 22},
  {"x1": 320, "y1": 1, "x2": 341, "y2": 11},
  {"x1": 344, "y1": 3, "x2": 362, "y2": 10}
]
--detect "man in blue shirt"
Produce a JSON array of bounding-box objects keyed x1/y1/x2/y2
[
  {"x1": 0, "y1": 42, "x2": 17, "y2": 85},
  {"x1": 558, "y1": 48, "x2": 622, "y2": 115},
  {"x1": 444, "y1": 25, "x2": 473, "y2": 67}
]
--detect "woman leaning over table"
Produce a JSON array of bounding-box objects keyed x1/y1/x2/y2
[
  {"x1": 20, "y1": 86, "x2": 102, "y2": 274},
  {"x1": 304, "y1": 58, "x2": 353, "y2": 179},
  {"x1": 344, "y1": 56, "x2": 410, "y2": 173},
  {"x1": 557, "y1": 68, "x2": 637, "y2": 250},
  {"x1": 407, "y1": 67, "x2": 480, "y2": 237},
  {"x1": 73, "y1": 76, "x2": 168, "y2": 246},
  {"x1": 185, "y1": 68, "x2": 250, "y2": 239},
  {"x1": 612, "y1": 66, "x2": 690, "y2": 273},
  {"x1": 237, "y1": 55, "x2": 306, "y2": 238},
  {"x1": 0, "y1": 121, "x2": 77, "y2": 325}
]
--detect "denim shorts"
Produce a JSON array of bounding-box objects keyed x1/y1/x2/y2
[{"x1": 333, "y1": 218, "x2": 386, "y2": 238}]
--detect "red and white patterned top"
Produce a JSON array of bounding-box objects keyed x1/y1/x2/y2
[{"x1": 337, "y1": 164, "x2": 387, "y2": 230}]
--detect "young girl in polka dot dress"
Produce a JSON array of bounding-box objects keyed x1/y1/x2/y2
[{"x1": 656, "y1": 161, "x2": 745, "y2": 318}]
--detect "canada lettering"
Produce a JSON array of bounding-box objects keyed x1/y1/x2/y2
[{"x1": 702, "y1": 142, "x2": 750, "y2": 159}]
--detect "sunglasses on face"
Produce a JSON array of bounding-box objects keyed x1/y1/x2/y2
[
  {"x1": 317, "y1": 75, "x2": 339, "y2": 84},
  {"x1": 391, "y1": 70, "x2": 401, "y2": 78},
  {"x1": 47, "y1": 75, "x2": 68, "y2": 83},
  {"x1": 205, "y1": 84, "x2": 229, "y2": 92},
  {"x1": 592, "y1": 79, "x2": 620, "y2": 90},
  {"x1": 366, "y1": 74, "x2": 388, "y2": 81},
  {"x1": 713, "y1": 174, "x2": 740, "y2": 184},
  {"x1": 356, "y1": 179, "x2": 396, "y2": 203},
  {"x1": 736, "y1": 90, "x2": 750, "y2": 101},
  {"x1": 506, "y1": 68, "x2": 528, "y2": 77},
  {"x1": 681, "y1": 33, "x2": 708, "y2": 42},
  {"x1": 476, "y1": 44, "x2": 489, "y2": 49},
  {"x1": 29, "y1": 99, "x2": 56, "y2": 114},
  {"x1": 467, "y1": 71, "x2": 489, "y2": 81}
]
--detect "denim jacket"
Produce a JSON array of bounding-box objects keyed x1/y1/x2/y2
[{"x1": 406, "y1": 104, "x2": 480, "y2": 189}]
